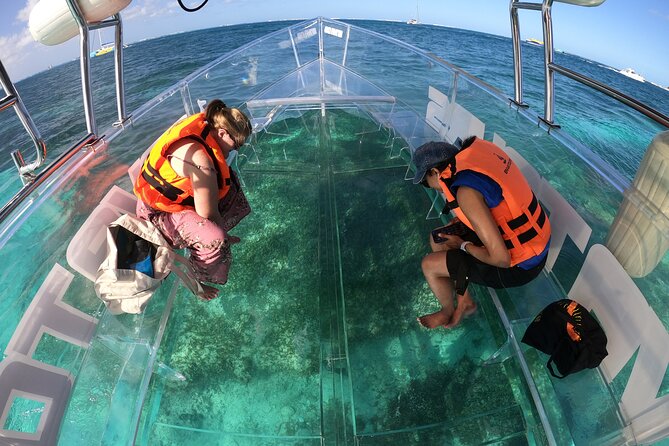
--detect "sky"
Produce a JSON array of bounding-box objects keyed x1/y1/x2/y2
[{"x1": 0, "y1": 0, "x2": 668, "y2": 86}]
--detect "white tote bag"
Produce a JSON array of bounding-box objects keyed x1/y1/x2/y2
[{"x1": 94, "y1": 214, "x2": 204, "y2": 314}]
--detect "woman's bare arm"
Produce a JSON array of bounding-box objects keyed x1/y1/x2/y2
[
  {"x1": 181, "y1": 144, "x2": 225, "y2": 227},
  {"x1": 451, "y1": 185, "x2": 511, "y2": 267}
]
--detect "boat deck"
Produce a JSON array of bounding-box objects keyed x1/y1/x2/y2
[
  {"x1": 54, "y1": 109, "x2": 541, "y2": 445},
  {"x1": 2, "y1": 18, "x2": 668, "y2": 446}
]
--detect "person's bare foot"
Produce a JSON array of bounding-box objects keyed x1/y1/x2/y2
[
  {"x1": 417, "y1": 307, "x2": 453, "y2": 328},
  {"x1": 444, "y1": 296, "x2": 477, "y2": 329},
  {"x1": 198, "y1": 283, "x2": 220, "y2": 301}
]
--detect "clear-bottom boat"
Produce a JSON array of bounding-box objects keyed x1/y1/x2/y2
[{"x1": 0, "y1": 16, "x2": 668, "y2": 446}]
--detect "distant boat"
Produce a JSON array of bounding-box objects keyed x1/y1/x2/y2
[
  {"x1": 90, "y1": 30, "x2": 114, "y2": 58},
  {"x1": 407, "y1": 0, "x2": 419, "y2": 24},
  {"x1": 91, "y1": 43, "x2": 114, "y2": 58},
  {"x1": 525, "y1": 38, "x2": 543, "y2": 46},
  {"x1": 618, "y1": 68, "x2": 645, "y2": 82}
]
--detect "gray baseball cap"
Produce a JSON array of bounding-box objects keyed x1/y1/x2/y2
[{"x1": 411, "y1": 141, "x2": 459, "y2": 184}]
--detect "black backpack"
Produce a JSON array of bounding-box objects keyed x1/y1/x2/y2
[{"x1": 521, "y1": 299, "x2": 608, "y2": 379}]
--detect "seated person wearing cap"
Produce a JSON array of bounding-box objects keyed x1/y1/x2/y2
[{"x1": 413, "y1": 136, "x2": 551, "y2": 328}]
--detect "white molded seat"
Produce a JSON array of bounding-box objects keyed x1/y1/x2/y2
[
  {"x1": 66, "y1": 186, "x2": 137, "y2": 282},
  {"x1": 442, "y1": 102, "x2": 485, "y2": 142}
]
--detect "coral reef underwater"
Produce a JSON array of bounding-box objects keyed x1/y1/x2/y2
[{"x1": 137, "y1": 111, "x2": 532, "y2": 444}]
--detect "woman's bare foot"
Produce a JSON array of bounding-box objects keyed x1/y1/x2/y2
[
  {"x1": 444, "y1": 294, "x2": 477, "y2": 328},
  {"x1": 417, "y1": 307, "x2": 453, "y2": 329},
  {"x1": 198, "y1": 283, "x2": 220, "y2": 301}
]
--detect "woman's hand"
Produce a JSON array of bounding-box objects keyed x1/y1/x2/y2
[
  {"x1": 442, "y1": 234, "x2": 464, "y2": 251},
  {"x1": 429, "y1": 231, "x2": 463, "y2": 252}
]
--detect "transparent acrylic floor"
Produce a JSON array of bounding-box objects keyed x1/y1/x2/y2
[{"x1": 134, "y1": 110, "x2": 538, "y2": 445}]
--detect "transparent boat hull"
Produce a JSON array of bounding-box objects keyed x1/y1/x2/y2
[{"x1": 0, "y1": 18, "x2": 667, "y2": 446}]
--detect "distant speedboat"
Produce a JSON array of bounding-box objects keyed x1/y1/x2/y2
[
  {"x1": 619, "y1": 68, "x2": 645, "y2": 82},
  {"x1": 525, "y1": 38, "x2": 543, "y2": 46}
]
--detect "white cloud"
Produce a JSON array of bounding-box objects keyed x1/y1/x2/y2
[
  {"x1": 0, "y1": 29, "x2": 36, "y2": 70},
  {"x1": 123, "y1": 0, "x2": 180, "y2": 21},
  {"x1": 0, "y1": 0, "x2": 42, "y2": 77},
  {"x1": 16, "y1": 0, "x2": 40, "y2": 24}
]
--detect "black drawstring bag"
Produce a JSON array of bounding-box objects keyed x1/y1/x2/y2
[{"x1": 521, "y1": 299, "x2": 608, "y2": 379}]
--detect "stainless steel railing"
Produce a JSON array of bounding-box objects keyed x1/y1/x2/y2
[
  {"x1": 509, "y1": 0, "x2": 669, "y2": 129},
  {"x1": 64, "y1": 0, "x2": 129, "y2": 134},
  {"x1": 0, "y1": 60, "x2": 47, "y2": 181},
  {"x1": 0, "y1": 0, "x2": 131, "y2": 223},
  {"x1": 0, "y1": 133, "x2": 98, "y2": 227},
  {"x1": 1, "y1": 0, "x2": 129, "y2": 184}
]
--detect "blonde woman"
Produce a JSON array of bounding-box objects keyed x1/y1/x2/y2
[{"x1": 134, "y1": 99, "x2": 252, "y2": 300}]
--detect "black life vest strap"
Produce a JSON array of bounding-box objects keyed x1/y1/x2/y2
[
  {"x1": 504, "y1": 194, "x2": 538, "y2": 230},
  {"x1": 143, "y1": 163, "x2": 186, "y2": 202},
  {"x1": 442, "y1": 200, "x2": 458, "y2": 214},
  {"x1": 143, "y1": 158, "x2": 196, "y2": 208},
  {"x1": 504, "y1": 227, "x2": 540, "y2": 250},
  {"x1": 501, "y1": 195, "x2": 548, "y2": 249},
  {"x1": 439, "y1": 177, "x2": 459, "y2": 213}
]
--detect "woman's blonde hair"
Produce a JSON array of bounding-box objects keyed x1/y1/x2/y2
[{"x1": 205, "y1": 99, "x2": 252, "y2": 148}]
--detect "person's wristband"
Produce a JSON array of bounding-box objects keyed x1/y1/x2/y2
[{"x1": 460, "y1": 240, "x2": 473, "y2": 252}]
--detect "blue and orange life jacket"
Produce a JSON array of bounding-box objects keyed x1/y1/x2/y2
[
  {"x1": 439, "y1": 138, "x2": 551, "y2": 266},
  {"x1": 134, "y1": 113, "x2": 231, "y2": 213}
]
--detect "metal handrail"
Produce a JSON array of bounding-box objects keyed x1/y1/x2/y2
[
  {"x1": 64, "y1": 0, "x2": 128, "y2": 134},
  {"x1": 550, "y1": 63, "x2": 669, "y2": 127},
  {"x1": 0, "y1": 60, "x2": 47, "y2": 180},
  {"x1": 0, "y1": 0, "x2": 129, "y2": 222},
  {"x1": 509, "y1": 0, "x2": 669, "y2": 129},
  {"x1": 0, "y1": 133, "x2": 97, "y2": 226}
]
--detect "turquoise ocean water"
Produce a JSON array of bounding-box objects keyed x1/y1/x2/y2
[
  {"x1": 1, "y1": 19, "x2": 669, "y2": 445},
  {"x1": 1, "y1": 19, "x2": 668, "y2": 202}
]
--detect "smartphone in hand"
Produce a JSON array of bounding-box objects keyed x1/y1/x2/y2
[{"x1": 432, "y1": 221, "x2": 471, "y2": 244}]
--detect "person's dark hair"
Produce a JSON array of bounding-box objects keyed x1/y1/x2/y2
[
  {"x1": 205, "y1": 99, "x2": 228, "y2": 122},
  {"x1": 431, "y1": 136, "x2": 477, "y2": 173},
  {"x1": 460, "y1": 135, "x2": 477, "y2": 150}
]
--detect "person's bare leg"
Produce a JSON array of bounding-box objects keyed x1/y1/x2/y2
[
  {"x1": 444, "y1": 290, "x2": 477, "y2": 328},
  {"x1": 417, "y1": 251, "x2": 456, "y2": 328}
]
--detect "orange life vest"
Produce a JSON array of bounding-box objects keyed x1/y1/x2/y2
[
  {"x1": 134, "y1": 113, "x2": 232, "y2": 213},
  {"x1": 439, "y1": 138, "x2": 551, "y2": 266}
]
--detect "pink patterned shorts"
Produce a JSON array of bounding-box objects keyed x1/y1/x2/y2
[{"x1": 136, "y1": 172, "x2": 251, "y2": 285}]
